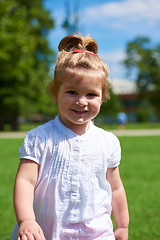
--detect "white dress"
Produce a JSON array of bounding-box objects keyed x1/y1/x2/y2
[{"x1": 11, "y1": 115, "x2": 121, "y2": 240}]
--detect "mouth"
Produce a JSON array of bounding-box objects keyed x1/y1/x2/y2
[{"x1": 71, "y1": 108, "x2": 88, "y2": 114}]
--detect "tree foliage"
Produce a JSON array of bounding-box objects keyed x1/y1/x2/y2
[
  {"x1": 0, "y1": 0, "x2": 55, "y2": 130},
  {"x1": 100, "y1": 90, "x2": 122, "y2": 116},
  {"x1": 123, "y1": 37, "x2": 160, "y2": 118}
]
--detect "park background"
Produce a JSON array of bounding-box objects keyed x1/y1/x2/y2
[{"x1": 0, "y1": 0, "x2": 160, "y2": 239}]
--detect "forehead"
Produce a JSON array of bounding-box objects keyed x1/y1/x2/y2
[{"x1": 61, "y1": 69, "x2": 104, "y2": 88}]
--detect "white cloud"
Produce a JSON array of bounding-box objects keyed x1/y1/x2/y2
[
  {"x1": 99, "y1": 49, "x2": 127, "y2": 79},
  {"x1": 100, "y1": 49, "x2": 126, "y2": 64},
  {"x1": 84, "y1": 0, "x2": 160, "y2": 29}
]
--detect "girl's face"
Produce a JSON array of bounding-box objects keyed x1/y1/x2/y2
[{"x1": 57, "y1": 72, "x2": 103, "y2": 134}]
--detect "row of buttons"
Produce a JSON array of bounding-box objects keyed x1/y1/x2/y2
[{"x1": 70, "y1": 142, "x2": 80, "y2": 200}]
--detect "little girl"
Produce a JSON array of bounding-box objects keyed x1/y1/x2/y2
[{"x1": 11, "y1": 34, "x2": 129, "y2": 240}]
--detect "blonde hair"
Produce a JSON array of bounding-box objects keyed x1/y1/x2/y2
[{"x1": 50, "y1": 34, "x2": 110, "y2": 101}]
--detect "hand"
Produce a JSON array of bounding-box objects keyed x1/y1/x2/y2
[
  {"x1": 114, "y1": 226, "x2": 128, "y2": 240},
  {"x1": 17, "y1": 220, "x2": 46, "y2": 240}
]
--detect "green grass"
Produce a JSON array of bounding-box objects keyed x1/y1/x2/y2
[
  {"x1": 0, "y1": 136, "x2": 160, "y2": 240},
  {"x1": 119, "y1": 136, "x2": 160, "y2": 240},
  {"x1": 0, "y1": 139, "x2": 23, "y2": 240},
  {"x1": 3, "y1": 121, "x2": 160, "y2": 132},
  {"x1": 99, "y1": 122, "x2": 160, "y2": 130}
]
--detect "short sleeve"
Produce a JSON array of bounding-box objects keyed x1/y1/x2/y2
[
  {"x1": 107, "y1": 133, "x2": 121, "y2": 168},
  {"x1": 19, "y1": 129, "x2": 44, "y2": 164}
]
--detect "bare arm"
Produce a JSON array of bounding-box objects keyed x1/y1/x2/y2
[
  {"x1": 13, "y1": 159, "x2": 45, "y2": 240},
  {"x1": 107, "y1": 167, "x2": 129, "y2": 240}
]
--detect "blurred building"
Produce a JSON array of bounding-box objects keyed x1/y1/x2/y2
[
  {"x1": 111, "y1": 78, "x2": 138, "y2": 95},
  {"x1": 111, "y1": 79, "x2": 139, "y2": 122}
]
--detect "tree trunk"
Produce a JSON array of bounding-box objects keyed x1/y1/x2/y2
[
  {"x1": 0, "y1": 114, "x2": 6, "y2": 131},
  {"x1": 11, "y1": 111, "x2": 19, "y2": 131}
]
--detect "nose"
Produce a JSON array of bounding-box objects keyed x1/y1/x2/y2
[{"x1": 76, "y1": 95, "x2": 88, "y2": 106}]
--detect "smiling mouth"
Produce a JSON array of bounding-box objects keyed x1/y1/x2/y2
[{"x1": 72, "y1": 109, "x2": 88, "y2": 114}]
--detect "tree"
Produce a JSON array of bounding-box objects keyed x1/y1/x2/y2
[
  {"x1": 0, "y1": 0, "x2": 55, "y2": 130},
  {"x1": 123, "y1": 37, "x2": 160, "y2": 118},
  {"x1": 96, "y1": 89, "x2": 123, "y2": 124}
]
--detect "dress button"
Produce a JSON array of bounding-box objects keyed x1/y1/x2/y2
[
  {"x1": 72, "y1": 169, "x2": 78, "y2": 175},
  {"x1": 74, "y1": 155, "x2": 79, "y2": 161},
  {"x1": 71, "y1": 186, "x2": 77, "y2": 192},
  {"x1": 73, "y1": 146, "x2": 79, "y2": 151}
]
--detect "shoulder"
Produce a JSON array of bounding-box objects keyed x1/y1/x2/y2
[
  {"x1": 93, "y1": 125, "x2": 120, "y2": 144},
  {"x1": 92, "y1": 125, "x2": 121, "y2": 167},
  {"x1": 19, "y1": 119, "x2": 58, "y2": 162},
  {"x1": 25, "y1": 119, "x2": 57, "y2": 141},
  {"x1": 92, "y1": 125, "x2": 121, "y2": 156}
]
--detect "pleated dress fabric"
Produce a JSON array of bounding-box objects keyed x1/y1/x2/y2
[{"x1": 11, "y1": 115, "x2": 121, "y2": 240}]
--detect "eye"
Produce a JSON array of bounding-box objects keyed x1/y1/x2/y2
[
  {"x1": 66, "y1": 90, "x2": 77, "y2": 95},
  {"x1": 87, "y1": 93, "x2": 98, "y2": 97}
]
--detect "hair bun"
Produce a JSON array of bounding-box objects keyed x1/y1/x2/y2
[
  {"x1": 82, "y1": 35, "x2": 98, "y2": 54},
  {"x1": 58, "y1": 35, "x2": 83, "y2": 51},
  {"x1": 58, "y1": 34, "x2": 98, "y2": 54}
]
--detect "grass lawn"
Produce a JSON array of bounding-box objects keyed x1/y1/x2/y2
[
  {"x1": 0, "y1": 139, "x2": 23, "y2": 240},
  {"x1": 0, "y1": 136, "x2": 160, "y2": 240},
  {"x1": 98, "y1": 122, "x2": 160, "y2": 130},
  {"x1": 119, "y1": 136, "x2": 160, "y2": 240},
  {"x1": 3, "y1": 121, "x2": 160, "y2": 132}
]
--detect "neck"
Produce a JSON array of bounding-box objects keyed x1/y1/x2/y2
[
  {"x1": 70, "y1": 123, "x2": 90, "y2": 135},
  {"x1": 59, "y1": 115, "x2": 91, "y2": 135}
]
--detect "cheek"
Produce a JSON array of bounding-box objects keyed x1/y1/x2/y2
[
  {"x1": 58, "y1": 95, "x2": 74, "y2": 108},
  {"x1": 91, "y1": 99, "x2": 102, "y2": 110},
  {"x1": 64, "y1": 96, "x2": 74, "y2": 105}
]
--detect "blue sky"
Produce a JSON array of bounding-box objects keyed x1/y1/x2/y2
[{"x1": 44, "y1": 0, "x2": 160, "y2": 80}]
